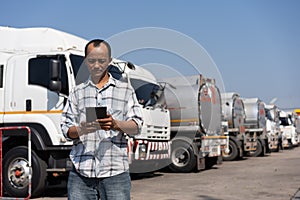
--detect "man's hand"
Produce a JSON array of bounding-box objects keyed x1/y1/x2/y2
[
  {"x1": 78, "y1": 121, "x2": 100, "y2": 136},
  {"x1": 96, "y1": 114, "x2": 118, "y2": 131},
  {"x1": 97, "y1": 114, "x2": 139, "y2": 135}
]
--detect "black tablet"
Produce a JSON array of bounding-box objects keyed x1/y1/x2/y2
[{"x1": 86, "y1": 107, "x2": 107, "y2": 122}]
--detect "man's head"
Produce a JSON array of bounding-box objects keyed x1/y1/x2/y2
[
  {"x1": 84, "y1": 39, "x2": 111, "y2": 58},
  {"x1": 84, "y1": 39, "x2": 112, "y2": 83}
]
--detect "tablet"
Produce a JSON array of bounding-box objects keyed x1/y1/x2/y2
[{"x1": 86, "y1": 107, "x2": 107, "y2": 122}]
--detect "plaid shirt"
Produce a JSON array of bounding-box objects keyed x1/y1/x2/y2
[{"x1": 61, "y1": 74, "x2": 143, "y2": 178}]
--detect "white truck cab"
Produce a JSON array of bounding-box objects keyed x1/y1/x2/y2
[
  {"x1": 264, "y1": 104, "x2": 281, "y2": 151},
  {"x1": 279, "y1": 110, "x2": 298, "y2": 148}
]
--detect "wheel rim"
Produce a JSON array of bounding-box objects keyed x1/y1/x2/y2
[
  {"x1": 8, "y1": 157, "x2": 30, "y2": 189},
  {"x1": 172, "y1": 147, "x2": 191, "y2": 167}
]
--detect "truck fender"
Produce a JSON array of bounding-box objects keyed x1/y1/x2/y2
[
  {"x1": 229, "y1": 136, "x2": 242, "y2": 148},
  {"x1": 30, "y1": 127, "x2": 47, "y2": 150},
  {"x1": 2, "y1": 125, "x2": 48, "y2": 151}
]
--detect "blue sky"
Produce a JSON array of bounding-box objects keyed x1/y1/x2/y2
[{"x1": 1, "y1": 0, "x2": 299, "y2": 109}]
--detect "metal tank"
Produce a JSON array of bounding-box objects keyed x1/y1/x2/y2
[
  {"x1": 221, "y1": 92, "x2": 245, "y2": 130},
  {"x1": 243, "y1": 98, "x2": 266, "y2": 129},
  {"x1": 163, "y1": 75, "x2": 222, "y2": 136}
]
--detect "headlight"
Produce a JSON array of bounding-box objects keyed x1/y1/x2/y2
[{"x1": 139, "y1": 144, "x2": 147, "y2": 159}]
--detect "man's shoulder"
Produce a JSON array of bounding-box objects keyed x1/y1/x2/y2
[
  {"x1": 110, "y1": 75, "x2": 132, "y2": 89},
  {"x1": 71, "y1": 81, "x2": 90, "y2": 93},
  {"x1": 76, "y1": 82, "x2": 88, "y2": 89}
]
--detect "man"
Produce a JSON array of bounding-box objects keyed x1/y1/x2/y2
[{"x1": 61, "y1": 39, "x2": 143, "y2": 200}]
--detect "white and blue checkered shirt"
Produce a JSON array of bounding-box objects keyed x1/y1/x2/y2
[{"x1": 61, "y1": 74, "x2": 143, "y2": 178}]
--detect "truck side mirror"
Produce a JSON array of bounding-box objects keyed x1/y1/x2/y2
[{"x1": 49, "y1": 59, "x2": 62, "y2": 92}]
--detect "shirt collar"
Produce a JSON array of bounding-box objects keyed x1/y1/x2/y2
[{"x1": 83, "y1": 73, "x2": 117, "y2": 89}]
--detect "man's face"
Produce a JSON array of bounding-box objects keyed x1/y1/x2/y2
[{"x1": 85, "y1": 43, "x2": 112, "y2": 81}]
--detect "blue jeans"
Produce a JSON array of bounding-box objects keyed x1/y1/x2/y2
[{"x1": 68, "y1": 169, "x2": 131, "y2": 200}]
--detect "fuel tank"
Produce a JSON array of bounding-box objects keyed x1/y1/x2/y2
[
  {"x1": 243, "y1": 98, "x2": 266, "y2": 129},
  {"x1": 162, "y1": 75, "x2": 222, "y2": 136},
  {"x1": 221, "y1": 92, "x2": 245, "y2": 129}
]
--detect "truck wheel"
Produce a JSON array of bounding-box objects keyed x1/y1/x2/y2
[
  {"x1": 3, "y1": 146, "x2": 47, "y2": 197},
  {"x1": 168, "y1": 140, "x2": 196, "y2": 173},
  {"x1": 250, "y1": 140, "x2": 262, "y2": 157},
  {"x1": 222, "y1": 140, "x2": 238, "y2": 161}
]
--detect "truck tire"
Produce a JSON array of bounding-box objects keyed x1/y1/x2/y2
[
  {"x1": 250, "y1": 140, "x2": 263, "y2": 157},
  {"x1": 222, "y1": 140, "x2": 238, "y2": 161},
  {"x1": 3, "y1": 146, "x2": 47, "y2": 197},
  {"x1": 168, "y1": 140, "x2": 196, "y2": 173}
]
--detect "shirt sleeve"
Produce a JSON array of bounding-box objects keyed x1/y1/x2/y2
[
  {"x1": 60, "y1": 88, "x2": 79, "y2": 141},
  {"x1": 126, "y1": 86, "x2": 143, "y2": 133}
]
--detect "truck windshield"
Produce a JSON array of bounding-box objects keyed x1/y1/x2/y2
[
  {"x1": 279, "y1": 117, "x2": 290, "y2": 126},
  {"x1": 70, "y1": 54, "x2": 89, "y2": 85},
  {"x1": 266, "y1": 109, "x2": 274, "y2": 121},
  {"x1": 130, "y1": 79, "x2": 160, "y2": 106}
]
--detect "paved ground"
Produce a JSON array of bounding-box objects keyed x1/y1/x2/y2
[{"x1": 34, "y1": 146, "x2": 300, "y2": 200}]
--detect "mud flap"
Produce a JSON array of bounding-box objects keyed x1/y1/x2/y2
[
  {"x1": 217, "y1": 155, "x2": 223, "y2": 165},
  {"x1": 265, "y1": 138, "x2": 271, "y2": 153},
  {"x1": 239, "y1": 147, "x2": 243, "y2": 158},
  {"x1": 260, "y1": 138, "x2": 267, "y2": 156},
  {"x1": 197, "y1": 155, "x2": 205, "y2": 170}
]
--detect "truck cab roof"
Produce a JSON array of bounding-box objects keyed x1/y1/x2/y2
[{"x1": 0, "y1": 26, "x2": 87, "y2": 53}]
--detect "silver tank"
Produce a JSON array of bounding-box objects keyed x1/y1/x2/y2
[
  {"x1": 221, "y1": 92, "x2": 245, "y2": 129},
  {"x1": 243, "y1": 98, "x2": 266, "y2": 129},
  {"x1": 162, "y1": 75, "x2": 222, "y2": 136}
]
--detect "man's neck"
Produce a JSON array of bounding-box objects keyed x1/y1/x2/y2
[{"x1": 93, "y1": 72, "x2": 110, "y2": 89}]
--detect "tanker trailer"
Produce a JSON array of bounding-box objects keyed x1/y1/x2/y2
[
  {"x1": 264, "y1": 104, "x2": 281, "y2": 151},
  {"x1": 221, "y1": 92, "x2": 257, "y2": 161},
  {"x1": 161, "y1": 75, "x2": 228, "y2": 172},
  {"x1": 243, "y1": 98, "x2": 270, "y2": 156}
]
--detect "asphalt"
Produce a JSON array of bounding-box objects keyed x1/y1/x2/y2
[{"x1": 292, "y1": 189, "x2": 300, "y2": 200}]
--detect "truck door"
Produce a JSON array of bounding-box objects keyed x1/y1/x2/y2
[{"x1": 4, "y1": 54, "x2": 70, "y2": 145}]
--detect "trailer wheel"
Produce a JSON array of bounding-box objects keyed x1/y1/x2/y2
[
  {"x1": 222, "y1": 140, "x2": 238, "y2": 161},
  {"x1": 250, "y1": 140, "x2": 262, "y2": 157},
  {"x1": 3, "y1": 146, "x2": 47, "y2": 197},
  {"x1": 168, "y1": 140, "x2": 196, "y2": 173}
]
